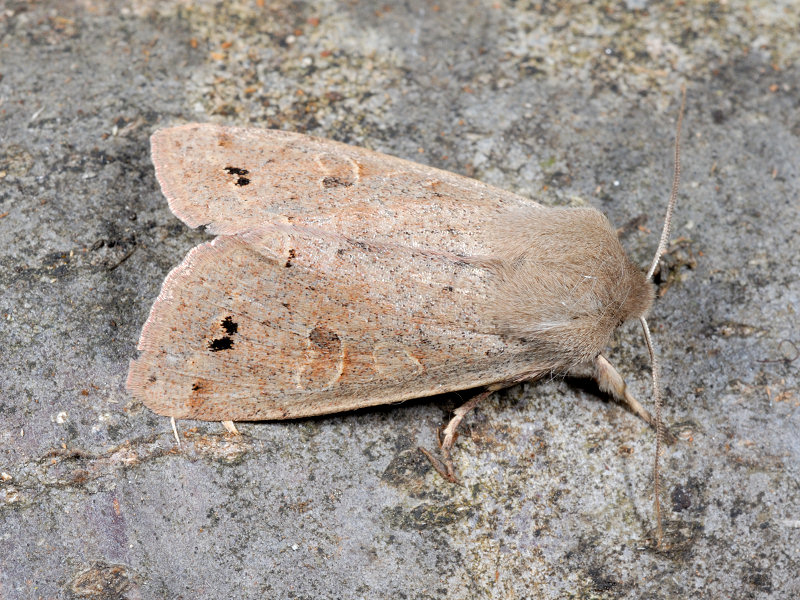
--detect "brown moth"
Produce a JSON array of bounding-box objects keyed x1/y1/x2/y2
[{"x1": 128, "y1": 92, "x2": 684, "y2": 545}]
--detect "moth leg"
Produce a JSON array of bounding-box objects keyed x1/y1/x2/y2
[
  {"x1": 593, "y1": 354, "x2": 676, "y2": 445},
  {"x1": 170, "y1": 417, "x2": 181, "y2": 447},
  {"x1": 420, "y1": 389, "x2": 493, "y2": 483},
  {"x1": 221, "y1": 421, "x2": 239, "y2": 435}
]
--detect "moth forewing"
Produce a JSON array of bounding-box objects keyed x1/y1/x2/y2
[
  {"x1": 128, "y1": 222, "x2": 579, "y2": 420},
  {"x1": 149, "y1": 124, "x2": 536, "y2": 251}
]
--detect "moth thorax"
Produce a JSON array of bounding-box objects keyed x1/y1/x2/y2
[{"x1": 488, "y1": 206, "x2": 655, "y2": 370}]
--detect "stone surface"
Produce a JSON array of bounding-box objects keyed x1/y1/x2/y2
[{"x1": 1, "y1": 1, "x2": 798, "y2": 598}]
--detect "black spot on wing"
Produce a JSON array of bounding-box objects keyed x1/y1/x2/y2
[
  {"x1": 208, "y1": 337, "x2": 233, "y2": 352},
  {"x1": 224, "y1": 166, "x2": 251, "y2": 186},
  {"x1": 285, "y1": 248, "x2": 296, "y2": 268},
  {"x1": 224, "y1": 166, "x2": 249, "y2": 175},
  {"x1": 209, "y1": 315, "x2": 238, "y2": 351},
  {"x1": 220, "y1": 316, "x2": 238, "y2": 335}
]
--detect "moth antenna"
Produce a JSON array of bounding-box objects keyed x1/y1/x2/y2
[
  {"x1": 641, "y1": 86, "x2": 686, "y2": 549},
  {"x1": 640, "y1": 316, "x2": 664, "y2": 547},
  {"x1": 646, "y1": 85, "x2": 687, "y2": 281}
]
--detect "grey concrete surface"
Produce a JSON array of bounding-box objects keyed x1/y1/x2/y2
[{"x1": 1, "y1": 1, "x2": 798, "y2": 598}]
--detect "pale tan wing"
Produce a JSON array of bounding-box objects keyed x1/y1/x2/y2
[
  {"x1": 150, "y1": 124, "x2": 538, "y2": 256},
  {"x1": 127, "y1": 225, "x2": 543, "y2": 420}
]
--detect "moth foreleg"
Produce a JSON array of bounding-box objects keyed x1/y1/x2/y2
[
  {"x1": 221, "y1": 420, "x2": 239, "y2": 435},
  {"x1": 419, "y1": 389, "x2": 493, "y2": 484},
  {"x1": 593, "y1": 354, "x2": 676, "y2": 445}
]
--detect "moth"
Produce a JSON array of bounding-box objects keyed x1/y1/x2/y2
[{"x1": 128, "y1": 92, "x2": 685, "y2": 545}]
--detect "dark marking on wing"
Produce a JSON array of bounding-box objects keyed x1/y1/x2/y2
[
  {"x1": 209, "y1": 315, "x2": 238, "y2": 351},
  {"x1": 224, "y1": 166, "x2": 251, "y2": 186},
  {"x1": 309, "y1": 326, "x2": 340, "y2": 352},
  {"x1": 285, "y1": 248, "x2": 296, "y2": 268},
  {"x1": 321, "y1": 176, "x2": 353, "y2": 188},
  {"x1": 220, "y1": 315, "x2": 238, "y2": 335},
  {"x1": 208, "y1": 337, "x2": 233, "y2": 352},
  {"x1": 224, "y1": 166, "x2": 248, "y2": 175}
]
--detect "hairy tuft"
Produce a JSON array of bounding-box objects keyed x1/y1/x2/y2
[{"x1": 486, "y1": 206, "x2": 653, "y2": 372}]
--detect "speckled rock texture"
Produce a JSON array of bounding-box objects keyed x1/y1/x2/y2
[{"x1": 1, "y1": 1, "x2": 798, "y2": 598}]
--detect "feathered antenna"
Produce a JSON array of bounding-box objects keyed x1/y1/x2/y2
[{"x1": 642, "y1": 84, "x2": 686, "y2": 548}]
